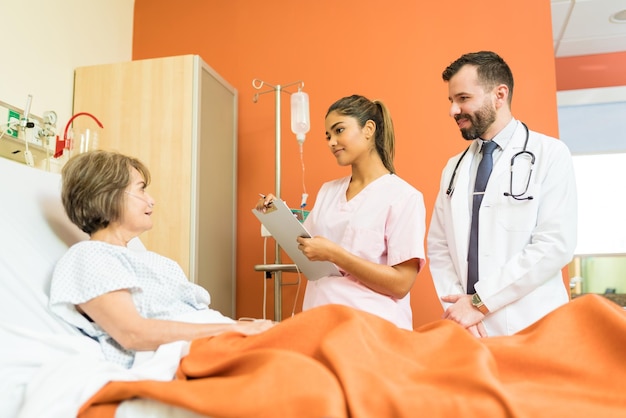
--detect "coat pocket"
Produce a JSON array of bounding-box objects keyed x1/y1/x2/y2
[{"x1": 495, "y1": 182, "x2": 541, "y2": 232}]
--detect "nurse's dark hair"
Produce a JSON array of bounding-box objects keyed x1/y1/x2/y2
[
  {"x1": 442, "y1": 50, "x2": 514, "y2": 105},
  {"x1": 61, "y1": 150, "x2": 151, "y2": 235},
  {"x1": 326, "y1": 94, "x2": 396, "y2": 174}
]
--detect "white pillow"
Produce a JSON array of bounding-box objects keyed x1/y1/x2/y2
[
  {"x1": 0, "y1": 157, "x2": 88, "y2": 334},
  {"x1": 0, "y1": 157, "x2": 89, "y2": 415},
  {"x1": 0, "y1": 157, "x2": 149, "y2": 418},
  {"x1": 0, "y1": 157, "x2": 146, "y2": 332}
]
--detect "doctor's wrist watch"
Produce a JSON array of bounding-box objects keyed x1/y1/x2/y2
[{"x1": 471, "y1": 293, "x2": 489, "y2": 315}]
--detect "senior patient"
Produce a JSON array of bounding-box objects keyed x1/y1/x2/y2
[{"x1": 49, "y1": 150, "x2": 273, "y2": 368}]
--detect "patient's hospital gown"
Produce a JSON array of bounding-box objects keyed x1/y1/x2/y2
[
  {"x1": 49, "y1": 241, "x2": 232, "y2": 368},
  {"x1": 302, "y1": 174, "x2": 425, "y2": 330}
]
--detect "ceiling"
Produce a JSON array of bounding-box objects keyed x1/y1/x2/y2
[{"x1": 552, "y1": 0, "x2": 626, "y2": 57}]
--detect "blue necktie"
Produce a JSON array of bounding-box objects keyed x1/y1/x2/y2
[{"x1": 467, "y1": 140, "x2": 498, "y2": 294}]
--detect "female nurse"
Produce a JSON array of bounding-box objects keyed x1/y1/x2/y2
[{"x1": 259, "y1": 94, "x2": 425, "y2": 330}]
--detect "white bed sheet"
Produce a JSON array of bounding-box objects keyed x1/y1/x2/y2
[{"x1": 0, "y1": 157, "x2": 206, "y2": 418}]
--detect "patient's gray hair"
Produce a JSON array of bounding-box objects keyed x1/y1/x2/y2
[{"x1": 61, "y1": 150, "x2": 151, "y2": 235}]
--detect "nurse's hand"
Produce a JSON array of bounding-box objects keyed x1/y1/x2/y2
[
  {"x1": 296, "y1": 235, "x2": 337, "y2": 262},
  {"x1": 255, "y1": 193, "x2": 276, "y2": 212}
]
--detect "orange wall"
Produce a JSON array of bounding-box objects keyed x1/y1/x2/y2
[
  {"x1": 555, "y1": 51, "x2": 626, "y2": 90},
  {"x1": 132, "y1": 0, "x2": 559, "y2": 327}
]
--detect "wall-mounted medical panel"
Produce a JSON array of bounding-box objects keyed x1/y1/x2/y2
[{"x1": 0, "y1": 99, "x2": 57, "y2": 169}]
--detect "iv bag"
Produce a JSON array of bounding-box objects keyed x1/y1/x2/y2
[{"x1": 291, "y1": 91, "x2": 310, "y2": 143}]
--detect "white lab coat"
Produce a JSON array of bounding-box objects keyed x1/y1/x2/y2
[{"x1": 427, "y1": 121, "x2": 577, "y2": 336}]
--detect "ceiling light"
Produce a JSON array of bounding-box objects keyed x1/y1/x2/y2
[{"x1": 609, "y1": 9, "x2": 626, "y2": 23}]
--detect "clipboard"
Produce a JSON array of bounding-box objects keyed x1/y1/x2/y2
[{"x1": 252, "y1": 198, "x2": 341, "y2": 281}]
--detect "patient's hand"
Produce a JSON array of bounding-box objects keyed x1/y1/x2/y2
[
  {"x1": 80, "y1": 290, "x2": 276, "y2": 350},
  {"x1": 233, "y1": 319, "x2": 275, "y2": 335}
]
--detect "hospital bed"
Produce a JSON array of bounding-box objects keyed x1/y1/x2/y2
[{"x1": 2, "y1": 154, "x2": 626, "y2": 418}]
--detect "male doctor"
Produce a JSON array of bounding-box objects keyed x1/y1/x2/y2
[{"x1": 427, "y1": 51, "x2": 577, "y2": 337}]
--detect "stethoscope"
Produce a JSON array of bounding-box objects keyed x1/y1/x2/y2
[{"x1": 446, "y1": 122, "x2": 535, "y2": 201}]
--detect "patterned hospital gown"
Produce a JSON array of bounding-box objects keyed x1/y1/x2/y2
[{"x1": 49, "y1": 240, "x2": 228, "y2": 368}]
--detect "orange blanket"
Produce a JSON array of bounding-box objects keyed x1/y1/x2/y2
[{"x1": 79, "y1": 294, "x2": 626, "y2": 418}]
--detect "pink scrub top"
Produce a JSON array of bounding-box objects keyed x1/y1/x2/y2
[{"x1": 302, "y1": 174, "x2": 425, "y2": 330}]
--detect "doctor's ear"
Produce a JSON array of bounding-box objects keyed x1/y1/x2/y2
[{"x1": 494, "y1": 84, "x2": 509, "y2": 107}]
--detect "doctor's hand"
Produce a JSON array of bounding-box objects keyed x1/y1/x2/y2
[
  {"x1": 441, "y1": 294, "x2": 488, "y2": 338},
  {"x1": 296, "y1": 235, "x2": 338, "y2": 263},
  {"x1": 467, "y1": 322, "x2": 488, "y2": 338}
]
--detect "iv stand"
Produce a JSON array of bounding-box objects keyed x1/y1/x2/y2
[{"x1": 252, "y1": 78, "x2": 304, "y2": 321}]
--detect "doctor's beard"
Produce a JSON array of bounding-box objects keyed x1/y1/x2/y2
[{"x1": 456, "y1": 101, "x2": 497, "y2": 141}]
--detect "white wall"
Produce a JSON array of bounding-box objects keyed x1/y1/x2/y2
[
  {"x1": 557, "y1": 86, "x2": 626, "y2": 257},
  {"x1": 0, "y1": 0, "x2": 134, "y2": 132},
  {"x1": 557, "y1": 86, "x2": 626, "y2": 155}
]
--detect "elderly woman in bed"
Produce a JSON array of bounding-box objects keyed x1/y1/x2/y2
[{"x1": 49, "y1": 150, "x2": 273, "y2": 368}]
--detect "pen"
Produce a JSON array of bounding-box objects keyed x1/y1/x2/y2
[{"x1": 259, "y1": 193, "x2": 266, "y2": 199}]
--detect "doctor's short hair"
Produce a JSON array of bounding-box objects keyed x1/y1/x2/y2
[
  {"x1": 326, "y1": 94, "x2": 396, "y2": 174},
  {"x1": 61, "y1": 150, "x2": 151, "y2": 235},
  {"x1": 442, "y1": 50, "x2": 515, "y2": 104}
]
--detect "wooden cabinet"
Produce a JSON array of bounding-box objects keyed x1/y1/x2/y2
[{"x1": 72, "y1": 55, "x2": 237, "y2": 317}]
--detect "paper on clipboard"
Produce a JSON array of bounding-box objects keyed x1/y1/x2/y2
[{"x1": 252, "y1": 198, "x2": 341, "y2": 281}]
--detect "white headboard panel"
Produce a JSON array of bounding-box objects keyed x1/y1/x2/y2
[{"x1": 0, "y1": 157, "x2": 87, "y2": 334}]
